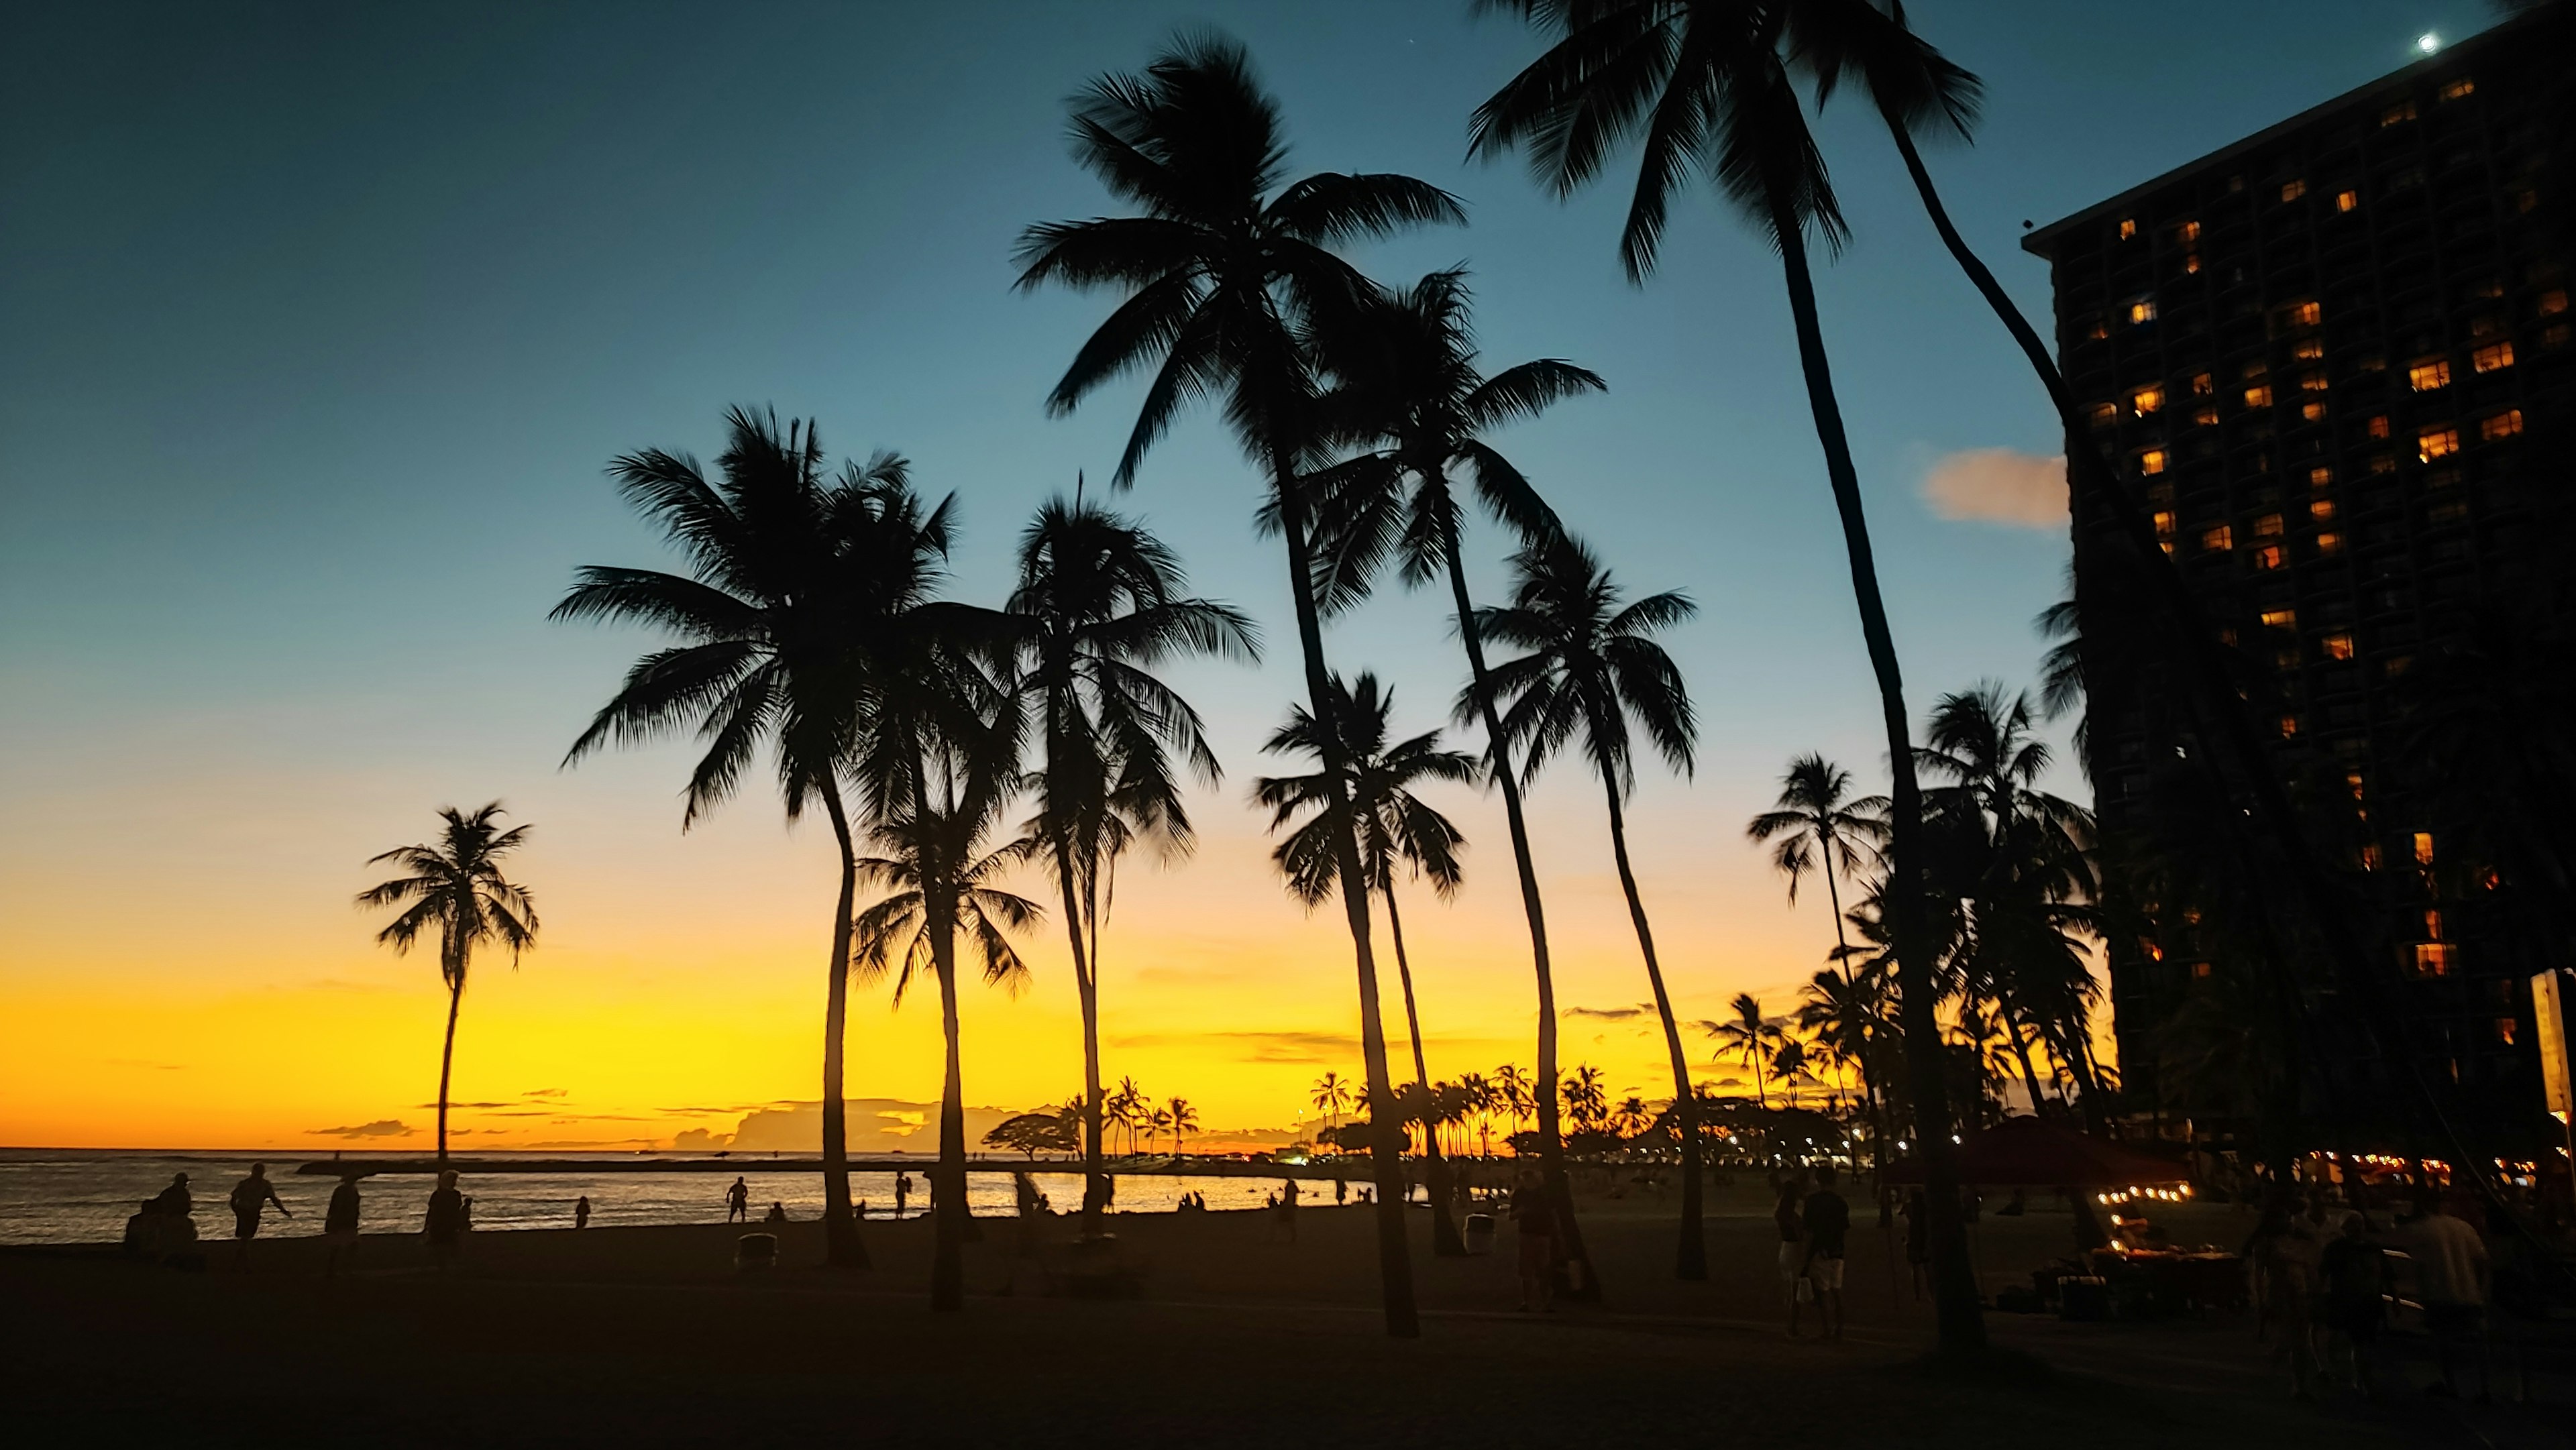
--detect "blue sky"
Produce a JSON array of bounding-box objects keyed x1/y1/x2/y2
[{"x1": 0, "y1": 1, "x2": 2504, "y2": 1141}]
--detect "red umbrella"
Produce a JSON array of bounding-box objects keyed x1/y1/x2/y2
[{"x1": 1884, "y1": 1116, "x2": 2186, "y2": 1188}]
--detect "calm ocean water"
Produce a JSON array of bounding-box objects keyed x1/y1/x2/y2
[{"x1": 0, "y1": 1149, "x2": 1338, "y2": 1245}]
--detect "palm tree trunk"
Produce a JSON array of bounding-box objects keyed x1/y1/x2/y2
[
  {"x1": 1440, "y1": 540, "x2": 1597, "y2": 1300},
  {"x1": 435, "y1": 968, "x2": 462, "y2": 1166},
  {"x1": 1382, "y1": 885, "x2": 1466, "y2": 1257},
  {"x1": 1054, "y1": 844, "x2": 1109, "y2": 1232},
  {"x1": 1272, "y1": 440, "x2": 1418, "y2": 1339},
  {"x1": 1597, "y1": 777, "x2": 1705, "y2": 1280},
  {"x1": 930, "y1": 890, "x2": 968, "y2": 1313},
  {"x1": 2000, "y1": 1001, "x2": 2054, "y2": 1119},
  {"x1": 1772, "y1": 200, "x2": 1982, "y2": 1355},
  {"x1": 818, "y1": 781, "x2": 868, "y2": 1270}
]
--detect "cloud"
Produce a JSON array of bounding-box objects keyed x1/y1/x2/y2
[
  {"x1": 309, "y1": 1119, "x2": 413, "y2": 1138},
  {"x1": 1564, "y1": 1005, "x2": 1646, "y2": 1021},
  {"x1": 1107, "y1": 1029, "x2": 1358, "y2": 1064},
  {"x1": 1921, "y1": 448, "x2": 2068, "y2": 529},
  {"x1": 521, "y1": 1088, "x2": 568, "y2": 1099}
]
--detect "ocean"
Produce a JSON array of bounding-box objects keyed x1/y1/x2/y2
[{"x1": 0, "y1": 1148, "x2": 1340, "y2": 1245}]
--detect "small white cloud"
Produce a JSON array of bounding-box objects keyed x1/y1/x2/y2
[{"x1": 1921, "y1": 448, "x2": 2068, "y2": 530}]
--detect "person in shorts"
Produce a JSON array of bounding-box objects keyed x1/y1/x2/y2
[
  {"x1": 226, "y1": 1163, "x2": 290, "y2": 1266},
  {"x1": 1773, "y1": 1176, "x2": 1807, "y2": 1334},
  {"x1": 2410, "y1": 1194, "x2": 2491, "y2": 1400},
  {"x1": 1801, "y1": 1166, "x2": 1851, "y2": 1339},
  {"x1": 1509, "y1": 1170, "x2": 1558, "y2": 1313},
  {"x1": 323, "y1": 1174, "x2": 362, "y2": 1277}
]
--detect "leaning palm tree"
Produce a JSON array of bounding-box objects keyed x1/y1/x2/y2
[
  {"x1": 1301, "y1": 267, "x2": 1607, "y2": 1282},
  {"x1": 357, "y1": 803, "x2": 538, "y2": 1164},
  {"x1": 852, "y1": 716, "x2": 1042, "y2": 1313},
  {"x1": 1256, "y1": 672, "x2": 1477, "y2": 1255},
  {"x1": 555, "y1": 407, "x2": 949, "y2": 1270},
  {"x1": 1467, "y1": 535, "x2": 1708, "y2": 1279},
  {"x1": 1018, "y1": 32, "x2": 1463, "y2": 1338},
  {"x1": 1009, "y1": 491, "x2": 1256, "y2": 1228},
  {"x1": 1472, "y1": 0, "x2": 1980, "y2": 1350},
  {"x1": 1709, "y1": 992, "x2": 1784, "y2": 1110}
]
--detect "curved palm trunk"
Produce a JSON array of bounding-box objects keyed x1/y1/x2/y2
[
  {"x1": 1597, "y1": 778, "x2": 1705, "y2": 1280},
  {"x1": 1053, "y1": 840, "x2": 1110, "y2": 1232},
  {"x1": 1273, "y1": 442, "x2": 1418, "y2": 1339},
  {"x1": 1772, "y1": 203, "x2": 1983, "y2": 1355},
  {"x1": 1823, "y1": 865, "x2": 1892, "y2": 1216},
  {"x1": 1441, "y1": 542, "x2": 1597, "y2": 1300},
  {"x1": 1381, "y1": 884, "x2": 1466, "y2": 1257},
  {"x1": 435, "y1": 968, "x2": 462, "y2": 1166},
  {"x1": 930, "y1": 911, "x2": 969, "y2": 1313},
  {"x1": 818, "y1": 783, "x2": 869, "y2": 1269}
]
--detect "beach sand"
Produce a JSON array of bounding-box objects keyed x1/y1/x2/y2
[{"x1": 0, "y1": 1184, "x2": 2509, "y2": 1448}]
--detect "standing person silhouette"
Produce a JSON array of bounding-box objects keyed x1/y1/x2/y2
[
  {"x1": 227, "y1": 1163, "x2": 290, "y2": 1266},
  {"x1": 574, "y1": 1195, "x2": 591, "y2": 1229},
  {"x1": 1279, "y1": 1178, "x2": 1299, "y2": 1242},
  {"x1": 1509, "y1": 1169, "x2": 1557, "y2": 1313},
  {"x1": 895, "y1": 1172, "x2": 912, "y2": 1217},
  {"x1": 423, "y1": 1170, "x2": 466, "y2": 1275},
  {"x1": 323, "y1": 1175, "x2": 362, "y2": 1277},
  {"x1": 1801, "y1": 1166, "x2": 1852, "y2": 1340},
  {"x1": 725, "y1": 1176, "x2": 750, "y2": 1223}
]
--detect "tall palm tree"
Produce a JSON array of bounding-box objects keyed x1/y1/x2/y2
[
  {"x1": 1311, "y1": 1070, "x2": 1351, "y2": 1131},
  {"x1": 1110, "y1": 1076, "x2": 1145, "y2": 1157},
  {"x1": 554, "y1": 407, "x2": 948, "y2": 1270},
  {"x1": 1302, "y1": 267, "x2": 1607, "y2": 1280},
  {"x1": 1018, "y1": 33, "x2": 1463, "y2": 1337},
  {"x1": 1493, "y1": 1062, "x2": 1535, "y2": 1137},
  {"x1": 1457, "y1": 1070, "x2": 1497, "y2": 1157},
  {"x1": 1008, "y1": 491, "x2": 1256, "y2": 1227},
  {"x1": 852, "y1": 719, "x2": 1042, "y2": 1313},
  {"x1": 1168, "y1": 1097, "x2": 1198, "y2": 1156},
  {"x1": 1468, "y1": 535, "x2": 1709, "y2": 1279},
  {"x1": 357, "y1": 803, "x2": 538, "y2": 1164},
  {"x1": 1256, "y1": 672, "x2": 1477, "y2": 1255},
  {"x1": 1472, "y1": 0, "x2": 1982, "y2": 1351},
  {"x1": 1709, "y1": 993, "x2": 1784, "y2": 1109},
  {"x1": 1748, "y1": 755, "x2": 1885, "y2": 988}
]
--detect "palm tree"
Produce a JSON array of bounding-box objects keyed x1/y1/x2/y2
[
  {"x1": 1467, "y1": 534, "x2": 1709, "y2": 1279},
  {"x1": 357, "y1": 803, "x2": 538, "y2": 1164},
  {"x1": 1612, "y1": 1095, "x2": 1652, "y2": 1140},
  {"x1": 852, "y1": 720, "x2": 1042, "y2": 1313},
  {"x1": 1493, "y1": 1063, "x2": 1534, "y2": 1137},
  {"x1": 1019, "y1": 34, "x2": 1464, "y2": 1338},
  {"x1": 1008, "y1": 491, "x2": 1256, "y2": 1228},
  {"x1": 1301, "y1": 267, "x2": 1607, "y2": 1280},
  {"x1": 555, "y1": 407, "x2": 947, "y2": 1270},
  {"x1": 1770, "y1": 1039, "x2": 1818, "y2": 1111},
  {"x1": 1562, "y1": 1064, "x2": 1609, "y2": 1133},
  {"x1": 1167, "y1": 1097, "x2": 1198, "y2": 1157},
  {"x1": 1311, "y1": 1070, "x2": 1351, "y2": 1132},
  {"x1": 1473, "y1": 0, "x2": 1982, "y2": 1349},
  {"x1": 1709, "y1": 993, "x2": 1785, "y2": 1110},
  {"x1": 1456, "y1": 1070, "x2": 1496, "y2": 1157},
  {"x1": 1748, "y1": 755, "x2": 1886, "y2": 987},
  {"x1": 1256, "y1": 671, "x2": 1476, "y2": 1253}
]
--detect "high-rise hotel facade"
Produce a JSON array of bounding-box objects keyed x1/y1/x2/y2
[{"x1": 2021, "y1": 16, "x2": 2571, "y2": 1141}]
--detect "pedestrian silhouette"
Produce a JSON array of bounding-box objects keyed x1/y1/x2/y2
[
  {"x1": 227, "y1": 1162, "x2": 290, "y2": 1266},
  {"x1": 726, "y1": 1175, "x2": 750, "y2": 1223},
  {"x1": 424, "y1": 1169, "x2": 466, "y2": 1274},
  {"x1": 323, "y1": 1175, "x2": 362, "y2": 1277},
  {"x1": 574, "y1": 1194, "x2": 591, "y2": 1229}
]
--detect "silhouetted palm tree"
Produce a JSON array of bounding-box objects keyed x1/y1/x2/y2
[
  {"x1": 853, "y1": 719, "x2": 1041, "y2": 1313},
  {"x1": 1468, "y1": 535, "x2": 1707, "y2": 1278},
  {"x1": 1256, "y1": 671, "x2": 1477, "y2": 1254},
  {"x1": 1311, "y1": 1070, "x2": 1351, "y2": 1131},
  {"x1": 1302, "y1": 267, "x2": 1606, "y2": 1278},
  {"x1": 1709, "y1": 993, "x2": 1785, "y2": 1110},
  {"x1": 1008, "y1": 490, "x2": 1256, "y2": 1227},
  {"x1": 1748, "y1": 755, "x2": 1886, "y2": 987},
  {"x1": 357, "y1": 803, "x2": 538, "y2": 1164},
  {"x1": 1473, "y1": 1, "x2": 1980, "y2": 1349},
  {"x1": 555, "y1": 407, "x2": 949, "y2": 1269},
  {"x1": 1019, "y1": 34, "x2": 1462, "y2": 1337},
  {"x1": 1167, "y1": 1097, "x2": 1198, "y2": 1156}
]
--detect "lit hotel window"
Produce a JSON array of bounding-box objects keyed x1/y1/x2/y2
[
  {"x1": 2496, "y1": 1017, "x2": 2518, "y2": 1046},
  {"x1": 2279, "y1": 714, "x2": 2302, "y2": 738},
  {"x1": 2336, "y1": 189, "x2": 2361, "y2": 213},
  {"x1": 2193, "y1": 406, "x2": 2220, "y2": 427},
  {"x1": 2366, "y1": 415, "x2": 2390, "y2": 439},
  {"x1": 2138, "y1": 449, "x2": 2167, "y2": 476},
  {"x1": 2202, "y1": 524, "x2": 2235, "y2": 553},
  {"x1": 2439, "y1": 77, "x2": 2475, "y2": 101},
  {"x1": 2132, "y1": 385, "x2": 2164, "y2": 415},
  {"x1": 2086, "y1": 402, "x2": 2117, "y2": 428},
  {"x1": 2260, "y1": 607, "x2": 2298, "y2": 630},
  {"x1": 2287, "y1": 300, "x2": 2322, "y2": 327},
  {"x1": 2185, "y1": 253, "x2": 2202, "y2": 274},
  {"x1": 2129, "y1": 298, "x2": 2158, "y2": 325},
  {"x1": 2299, "y1": 370, "x2": 2328, "y2": 392},
  {"x1": 2244, "y1": 385, "x2": 2275, "y2": 408},
  {"x1": 2254, "y1": 513, "x2": 2284, "y2": 537},
  {"x1": 2176, "y1": 220, "x2": 2201, "y2": 243},
  {"x1": 2381, "y1": 101, "x2": 2417, "y2": 126},
  {"x1": 2480, "y1": 409, "x2": 2524, "y2": 441},
  {"x1": 2408, "y1": 359, "x2": 2451, "y2": 391},
  {"x1": 2280, "y1": 179, "x2": 2306, "y2": 203},
  {"x1": 2295, "y1": 338, "x2": 2325, "y2": 362},
  {"x1": 2302, "y1": 402, "x2": 2328, "y2": 423},
  {"x1": 2310, "y1": 498, "x2": 2337, "y2": 521},
  {"x1": 2254, "y1": 545, "x2": 2285, "y2": 570},
  {"x1": 2322, "y1": 632, "x2": 2356, "y2": 661},
  {"x1": 2151, "y1": 510, "x2": 2177, "y2": 538},
  {"x1": 2414, "y1": 832, "x2": 2436, "y2": 867},
  {"x1": 2412, "y1": 943, "x2": 2456, "y2": 977},
  {"x1": 2542, "y1": 289, "x2": 2571, "y2": 317},
  {"x1": 2419, "y1": 427, "x2": 2461, "y2": 461},
  {"x1": 2190, "y1": 372, "x2": 2214, "y2": 396},
  {"x1": 2472, "y1": 342, "x2": 2514, "y2": 374},
  {"x1": 2308, "y1": 466, "x2": 2332, "y2": 488},
  {"x1": 2317, "y1": 531, "x2": 2345, "y2": 556},
  {"x1": 2118, "y1": 218, "x2": 2137, "y2": 240}
]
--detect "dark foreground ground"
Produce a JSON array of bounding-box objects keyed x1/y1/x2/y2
[{"x1": 5, "y1": 1193, "x2": 2565, "y2": 1449}]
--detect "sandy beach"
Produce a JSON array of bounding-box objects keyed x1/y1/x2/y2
[{"x1": 10, "y1": 1185, "x2": 2561, "y2": 1449}]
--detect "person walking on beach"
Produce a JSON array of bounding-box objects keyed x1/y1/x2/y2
[
  {"x1": 2411, "y1": 1194, "x2": 2491, "y2": 1400},
  {"x1": 726, "y1": 1176, "x2": 750, "y2": 1223},
  {"x1": 227, "y1": 1163, "x2": 290, "y2": 1266},
  {"x1": 1801, "y1": 1166, "x2": 1851, "y2": 1340},
  {"x1": 574, "y1": 1194, "x2": 591, "y2": 1229},
  {"x1": 1509, "y1": 1170, "x2": 1556, "y2": 1313},
  {"x1": 1773, "y1": 1177, "x2": 1807, "y2": 1335},
  {"x1": 323, "y1": 1175, "x2": 362, "y2": 1277},
  {"x1": 423, "y1": 1170, "x2": 466, "y2": 1275}
]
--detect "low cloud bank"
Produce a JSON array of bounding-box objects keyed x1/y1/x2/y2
[{"x1": 1921, "y1": 448, "x2": 2068, "y2": 529}]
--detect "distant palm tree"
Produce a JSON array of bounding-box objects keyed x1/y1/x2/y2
[
  {"x1": 1020, "y1": 33, "x2": 1463, "y2": 1339},
  {"x1": 357, "y1": 803, "x2": 538, "y2": 1164},
  {"x1": 1770, "y1": 1039, "x2": 1818, "y2": 1111},
  {"x1": 1562, "y1": 1064, "x2": 1609, "y2": 1133},
  {"x1": 553, "y1": 407, "x2": 948, "y2": 1268},
  {"x1": 1709, "y1": 993, "x2": 1785, "y2": 1111},
  {"x1": 1468, "y1": 534, "x2": 1708, "y2": 1279},
  {"x1": 1256, "y1": 671, "x2": 1478, "y2": 1256},
  {"x1": 1748, "y1": 755, "x2": 1886, "y2": 987},
  {"x1": 1008, "y1": 491, "x2": 1256, "y2": 1227},
  {"x1": 1311, "y1": 1070, "x2": 1351, "y2": 1132},
  {"x1": 1493, "y1": 1063, "x2": 1535, "y2": 1133},
  {"x1": 1167, "y1": 1097, "x2": 1198, "y2": 1157},
  {"x1": 853, "y1": 723, "x2": 1042, "y2": 1312},
  {"x1": 1456, "y1": 1071, "x2": 1496, "y2": 1157},
  {"x1": 1474, "y1": 0, "x2": 1980, "y2": 1349},
  {"x1": 1612, "y1": 1095, "x2": 1652, "y2": 1141}
]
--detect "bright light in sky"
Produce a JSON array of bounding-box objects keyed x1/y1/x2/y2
[{"x1": 2416, "y1": 32, "x2": 2440, "y2": 54}]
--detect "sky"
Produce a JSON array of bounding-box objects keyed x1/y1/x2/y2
[{"x1": 0, "y1": 0, "x2": 2501, "y2": 1150}]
